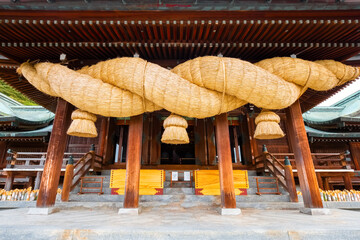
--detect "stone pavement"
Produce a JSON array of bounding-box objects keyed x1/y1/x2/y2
[{"x1": 1, "y1": 203, "x2": 360, "y2": 240}]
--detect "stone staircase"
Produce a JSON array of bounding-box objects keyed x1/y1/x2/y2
[{"x1": 68, "y1": 170, "x2": 303, "y2": 209}]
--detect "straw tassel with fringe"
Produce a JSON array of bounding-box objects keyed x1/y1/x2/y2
[
  {"x1": 161, "y1": 114, "x2": 189, "y2": 144},
  {"x1": 254, "y1": 110, "x2": 285, "y2": 140},
  {"x1": 67, "y1": 109, "x2": 98, "y2": 138}
]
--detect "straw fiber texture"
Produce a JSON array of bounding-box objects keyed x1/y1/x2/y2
[
  {"x1": 161, "y1": 114, "x2": 190, "y2": 144},
  {"x1": 18, "y1": 56, "x2": 359, "y2": 140},
  {"x1": 18, "y1": 56, "x2": 358, "y2": 119},
  {"x1": 67, "y1": 109, "x2": 98, "y2": 138},
  {"x1": 254, "y1": 110, "x2": 285, "y2": 139}
]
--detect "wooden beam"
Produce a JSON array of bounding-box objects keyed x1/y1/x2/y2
[
  {"x1": 195, "y1": 119, "x2": 208, "y2": 165},
  {"x1": 36, "y1": 98, "x2": 72, "y2": 208},
  {"x1": 349, "y1": 142, "x2": 360, "y2": 170},
  {"x1": 285, "y1": 100, "x2": 323, "y2": 209},
  {"x1": 215, "y1": 113, "x2": 237, "y2": 209},
  {"x1": 124, "y1": 114, "x2": 143, "y2": 208},
  {"x1": 206, "y1": 118, "x2": 217, "y2": 165}
]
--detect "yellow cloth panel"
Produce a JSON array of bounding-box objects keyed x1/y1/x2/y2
[
  {"x1": 110, "y1": 169, "x2": 164, "y2": 189},
  {"x1": 194, "y1": 170, "x2": 249, "y2": 189}
]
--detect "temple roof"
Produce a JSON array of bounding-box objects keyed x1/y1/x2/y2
[
  {"x1": 0, "y1": 93, "x2": 54, "y2": 130},
  {"x1": 303, "y1": 90, "x2": 360, "y2": 130},
  {"x1": 306, "y1": 126, "x2": 360, "y2": 143},
  {"x1": 0, "y1": 125, "x2": 52, "y2": 142}
]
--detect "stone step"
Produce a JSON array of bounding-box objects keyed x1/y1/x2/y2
[{"x1": 68, "y1": 193, "x2": 291, "y2": 203}]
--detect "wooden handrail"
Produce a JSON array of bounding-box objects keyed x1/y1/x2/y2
[
  {"x1": 70, "y1": 151, "x2": 103, "y2": 191},
  {"x1": 255, "y1": 151, "x2": 298, "y2": 202}
]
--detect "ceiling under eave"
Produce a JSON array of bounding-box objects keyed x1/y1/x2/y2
[{"x1": 0, "y1": 9, "x2": 359, "y2": 112}]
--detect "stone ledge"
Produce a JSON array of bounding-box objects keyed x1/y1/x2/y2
[
  {"x1": 300, "y1": 207, "x2": 331, "y2": 215},
  {"x1": 118, "y1": 208, "x2": 140, "y2": 215},
  {"x1": 27, "y1": 207, "x2": 60, "y2": 215},
  {"x1": 219, "y1": 208, "x2": 241, "y2": 215}
]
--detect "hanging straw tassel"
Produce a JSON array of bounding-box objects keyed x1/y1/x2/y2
[
  {"x1": 67, "y1": 109, "x2": 98, "y2": 138},
  {"x1": 161, "y1": 114, "x2": 189, "y2": 144},
  {"x1": 254, "y1": 110, "x2": 285, "y2": 139}
]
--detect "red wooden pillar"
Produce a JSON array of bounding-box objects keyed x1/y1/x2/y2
[
  {"x1": 36, "y1": 98, "x2": 72, "y2": 208},
  {"x1": 123, "y1": 114, "x2": 143, "y2": 208},
  {"x1": 215, "y1": 113, "x2": 237, "y2": 209},
  {"x1": 285, "y1": 100, "x2": 323, "y2": 209}
]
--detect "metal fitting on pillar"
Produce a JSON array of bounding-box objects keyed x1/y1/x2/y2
[
  {"x1": 68, "y1": 155, "x2": 74, "y2": 165},
  {"x1": 262, "y1": 144, "x2": 268, "y2": 153},
  {"x1": 284, "y1": 156, "x2": 291, "y2": 166},
  {"x1": 90, "y1": 144, "x2": 95, "y2": 152}
]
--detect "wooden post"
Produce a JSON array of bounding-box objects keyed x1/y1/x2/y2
[
  {"x1": 149, "y1": 114, "x2": 161, "y2": 165},
  {"x1": 215, "y1": 113, "x2": 237, "y2": 209},
  {"x1": 233, "y1": 127, "x2": 241, "y2": 164},
  {"x1": 26, "y1": 176, "x2": 34, "y2": 189},
  {"x1": 61, "y1": 157, "x2": 74, "y2": 202},
  {"x1": 323, "y1": 177, "x2": 331, "y2": 190},
  {"x1": 206, "y1": 118, "x2": 217, "y2": 165},
  {"x1": 141, "y1": 114, "x2": 151, "y2": 165},
  {"x1": 4, "y1": 172, "x2": 14, "y2": 191},
  {"x1": 117, "y1": 126, "x2": 125, "y2": 164},
  {"x1": 285, "y1": 100, "x2": 323, "y2": 209},
  {"x1": 34, "y1": 171, "x2": 42, "y2": 190},
  {"x1": 316, "y1": 173, "x2": 324, "y2": 190},
  {"x1": 36, "y1": 98, "x2": 72, "y2": 208},
  {"x1": 284, "y1": 157, "x2": 298, "y2": 202},
  {"x1": 124, "y1": 114, "x2": 143, "y2": 208},
  {"x1": 97, "y1": 117, "x2": 108, "y2": 159},
  {"x1": 195, "y1": 119, "x2": 208, "y2": 165},
  {"x1": 349, "y1": 142, "x2": 360, "y2": 170},
  {"x1": 343, "y1": 174, "x2": 353, "y2": 190},
  {"x1": 247, "y1": 114, "x2": 259, "y2": 165},
  {"x1": 0, "y1": 142, "x2": 7, "y2": 168}
]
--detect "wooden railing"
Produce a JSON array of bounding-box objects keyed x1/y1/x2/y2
[
  {"x1": 5, "y1": 151, "x2": 86, "y2": 170},
  {"x1": 268, "y1": 152, "x2": 352, "y2": 170},
  {"x1": 255, "y1": 147, "x2": 298, "y2": 202},
  {"x1": 255, "y1": 151, "x2": 287, "y2": 190},
  {"x1": 70, "y1": 150, "x2": 103, "y2": 191}
]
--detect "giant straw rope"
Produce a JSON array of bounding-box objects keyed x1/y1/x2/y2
[{"x1": 17, "y1": 56, "x2": 359, "y2": 142}]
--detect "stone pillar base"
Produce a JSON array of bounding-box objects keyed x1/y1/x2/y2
[
  {"x1": 300, "y1": 207, "x2": 331, "y2": 215},
  {"x1": 118, "y1": 208, "x2": 140, "y2": 215},
  {"x1": 219, "y1": 208, "x2": 241, "y2": 216},
  {"x1": 27, "y1": 207, "x2": 60, "y2": 215}
]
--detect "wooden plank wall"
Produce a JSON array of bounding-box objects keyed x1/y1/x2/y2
[
  {"x1": 255, "y1": 119, "x2": 290, "y2": 155},
  {"x1": 66, "y1": 118, "x2": 101, "y2": 154}
]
